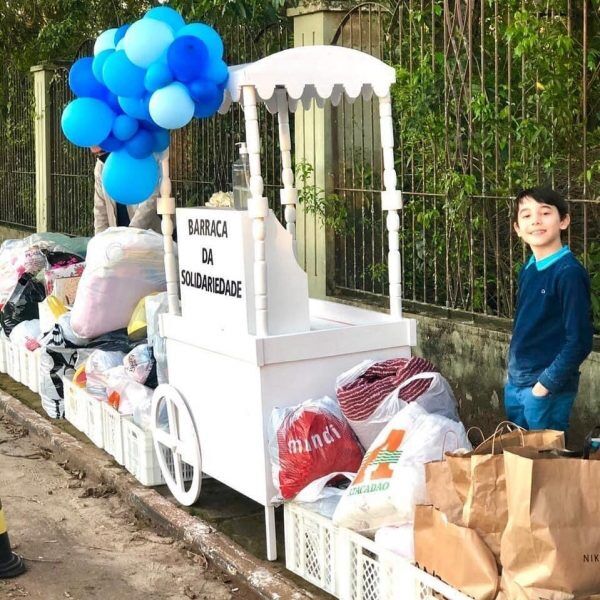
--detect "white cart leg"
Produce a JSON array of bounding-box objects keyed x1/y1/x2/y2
[{"x1": 265, "y1": 505, "x2": 277, "y2": 561}]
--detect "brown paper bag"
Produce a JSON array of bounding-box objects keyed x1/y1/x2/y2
[
  {"x1": 501, "y1": 447, "x2": 600, "y2": 599},
  {"x1": 425, "y1": 459, "x2": 464, "y2": 524},
  {"x1": 414, "y1": 505, "x2": 499, "y2": 600},
  {"x1": 445, "y1": 427, "x2": 565, "y2": 561}
]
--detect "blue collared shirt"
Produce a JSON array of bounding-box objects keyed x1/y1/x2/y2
[{"x1": 508, "y1": 247, "x2": 594, "y2": 393}]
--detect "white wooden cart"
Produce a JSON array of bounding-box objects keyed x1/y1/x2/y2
[{"x1": 150, "y1": 45, "x2": 416, "y2": 561}]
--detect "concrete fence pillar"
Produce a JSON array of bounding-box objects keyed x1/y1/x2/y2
[
  {"x1": 31, "y1": 65, "x2": 54, "y2": 233},
  {"x1": 287, "y1": 5, "x2": 344, "y2": 299}
]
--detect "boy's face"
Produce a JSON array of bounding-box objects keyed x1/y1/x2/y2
[{"x1": 513, "y1": 196, "x2": 570, "y2": 251}]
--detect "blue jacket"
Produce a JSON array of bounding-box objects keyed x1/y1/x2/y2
[{"x1": 508, "y1": 247, "x2": 594, "y2": 393}]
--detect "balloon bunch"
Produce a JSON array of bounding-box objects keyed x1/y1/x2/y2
[{"x1": 61, "y1": 6, "x2": 228, "y2": 205}]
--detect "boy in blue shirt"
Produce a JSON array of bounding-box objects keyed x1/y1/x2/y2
[{"x1": 504, "y1": 187, "x2": 594, "y2": 432}]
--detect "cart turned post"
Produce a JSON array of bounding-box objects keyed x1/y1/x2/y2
[
  {"x1": 378, "y1": 92, "x2": 403, "y2": 319},
  {"x1": 158, "y1": 149, "x2": 181, "y2": 316},
  {"x1": 242, "y1": 84, "x2": 269, "y2": 338},
  {"x1": 276, "y1": 88, "x2": 298, "y2": 254}
]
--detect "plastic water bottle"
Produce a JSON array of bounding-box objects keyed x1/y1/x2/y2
[{"x1": 232, "y1": 142, "x2": 250, "y2": 210}]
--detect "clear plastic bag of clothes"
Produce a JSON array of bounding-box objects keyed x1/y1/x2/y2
[
  {"x1": 0, "y1": 234, "x2": 88, "y2": 309},
  {"x1": 70, "y1": 228, "x2": 172, "y2": 339},
  {"x1": 145, "y1": 292, "x2": 169, "y2": 385}
]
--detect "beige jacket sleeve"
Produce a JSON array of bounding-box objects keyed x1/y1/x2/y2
[
  {"x1": 93, "y1": 160, "x2": 112, "y2": 235},
  {"x1": 128, "y1": 194, "x2": 162, "y2": 234}
]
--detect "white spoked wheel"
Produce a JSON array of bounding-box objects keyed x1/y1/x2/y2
[{"x1": 151, "y1": 384, "x2": 202, "y2": 506}]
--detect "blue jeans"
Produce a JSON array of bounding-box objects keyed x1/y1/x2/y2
[{"x1": 503, "y1": 382, "x2": 577, "y2": 432}]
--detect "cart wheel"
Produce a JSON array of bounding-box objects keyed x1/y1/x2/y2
[{"x1": 151, "y1": 384, "x2": 202, "y2": 506}]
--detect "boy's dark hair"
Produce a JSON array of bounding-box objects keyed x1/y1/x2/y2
[{"x1": 513, "y1": 187, "x2": 569, "y2": 223}]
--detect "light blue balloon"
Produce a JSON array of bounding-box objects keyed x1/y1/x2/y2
[
  {"x1": 152, "y1": 129, "x2": 170, "y2": 153},
  {"x1": 124, "y1": 18, "x2": 174, "y2": 69},
  {"x1": 144, "y1": 61, "x2": 173, "y2": 92},
  {"x1": 103, "y1": 50, "x2": 146, "y2": 98},
  {"x1": 92, "y1": 49, "x2": 113, "y2": 84},
  {"x1": 102, "y1": 150, "x2": 159, "y2": 205},
  {"x1": 61, "y1": 98, "x2": 116, "y2": 147},
  {"x1": 94, "y1": 28, "x2": 118, "y2": 56},
  {"x1": 125, "y1": 129, "x2": 154, "y2": 158},
  {"x1": 118, "y1": 96, "x2": 148, "y2": 120},
  {"x1": 112, "y1": 114, "x2": 139, "y2": 141},
  {"x1": 145, "y1": 6, "x2": 186, "y2": 32},
  {"x1": 149, "y1": 82, "x2": 194, "y2": 129},
  {"x1": 176, "y1": 23, "x2": 223, "y2": 61}
]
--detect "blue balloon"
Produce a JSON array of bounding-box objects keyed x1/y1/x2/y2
[
  {"x1": 61, "y1": 98, "x2": 116, "y2": 147},
  {"x1": 124, "y1": 18, "x2": 174, "y2": 69},
  {"x1": 114, "y1": 24, "x2": 130, "y2": 45},
  {"x1": 92, "y1": 50, "x2": 113, "y2": 84},
  {"x1": 176, "y1": 23, "x2": 224, "y2": 61},
  {"x1": 103, "y1": 151, "x2": 159, "y2": 205},
  {"x1": 149, "y1": 82, "x2": 194, "y2": 129},
  {"x1": 100, "y1": 135, "x2": 124, "y2": 152},
  {"x1": 145, "y1": 6, "x2": 186, "y2": 32},
  {"x1": 112, "y1": 114, "x2": 139, "y2": 141},
  {"x1": 103, "y1": 51, "x2": 146, "y2": 98},
  {"x1": 204, "y1": 59, "x2": 229, "y2": 85},
  {"x1": 193, "y1": 89, "x2": 224, "y2": 119},
  {"x1": 125, "y1": 129, "x2": 154, "y2": 158},
  {"x1": 167, "y1": 36, "x2": 209, "y2": 83},
  {"x1": 144, "y1": 61, "x2": 173, "y2": 92},
  {"x1": 152, "y1": 129, "x2": 170, "y2": 153},
  {"x1": 188, "y1": 78, "x2": 219, "y2": 103},
  {"x1": 118, "y1": 96, "x2": 149, "y2": 120},
  {"x1": 69, "y1": 57, "x2": 107, "y2": 98},
  {"x1": 94, "y1": 28, "x2": 117, "y2": 56},
  {"x1": 140, "y1": 117, "x2": 162, "y2": 131},
  {"x1": 104, "y1": 91, "x2": 121, "y2": 112}
]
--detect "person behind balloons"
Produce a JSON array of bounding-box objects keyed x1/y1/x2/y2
[{"x1": 92, "y1": 146, "x2": 162, "y2": 235}]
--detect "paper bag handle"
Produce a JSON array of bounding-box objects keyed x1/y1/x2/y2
[
  {"x1": 472, "y1": 421, "x2": 524, "y2": 454},
  {"x1": 466, "y1": 426, "x2": 485, "y2": 447},
  {"x1": 440, "y1": 430, "x2": 460, "y2": 460}
]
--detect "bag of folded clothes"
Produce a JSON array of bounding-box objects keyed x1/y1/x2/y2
[
  {"x1": 70, "y1": 228, "x2": 170, "y2": 339},
  {"x1": 336, "y1": 357, "x2": 459, "y2": 449}
]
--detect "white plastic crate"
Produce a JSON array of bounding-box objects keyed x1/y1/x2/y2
[
  {"x1": 82, "y1": 392, "x2": 104, "y2": 449},
  {"x1": 18, "y1": 346, "x2": 29, "y2": 386},
  {"x1": 284, "y1": 502, "x2": 339, "y2": 596},
  {"x1": 284, "y1": 503, "x2": 472, "y2": 600},
  {"x1": 63, "y1": 379, "x2": 88, "y2": 433},
  {"x1": 101, "y1": 402, "x2": 125, "y2": 465},
  {"x1": 24, "y1": 348, "x2": 40, "y2": 393},
  {"x1": 7, "y1": 341, "x2": 20, "y2": 382},
  {"x1": 122, "y1": 417, "x2": 194, "y2": 487},
  {"x1": 0, "y1": 335, "x2": 8, "y2": 373}
]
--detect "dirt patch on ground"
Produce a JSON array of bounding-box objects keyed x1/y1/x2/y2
[{"x1": 0, "y1": 416, "x2": 257, "y2": 600}]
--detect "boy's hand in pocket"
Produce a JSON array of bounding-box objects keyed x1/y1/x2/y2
[{"x1": 532, "y1": 382, "x2": 550, "y2": 397}]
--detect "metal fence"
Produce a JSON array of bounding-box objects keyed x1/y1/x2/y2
[
  {"x1": 44, "y1": 22, "x2": 291, "y2": 237},
  {"x1": 0, "y1": 66, "x2": 36, "y2": 230},
  {"x1": 169, "y1": 21, "x2": 292, "y2": 221},
  {"x1": 330, "y1": 0, "x2": 600, "y2": 327}
]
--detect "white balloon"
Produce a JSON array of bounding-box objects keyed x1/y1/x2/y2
[{"x1": 94, "y1": 28, "x2": 118, "y2": 56}]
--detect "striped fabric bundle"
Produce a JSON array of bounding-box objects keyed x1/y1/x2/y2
[{"x1": 336, "y1": 356, "x2": 437, "y2": 423}]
